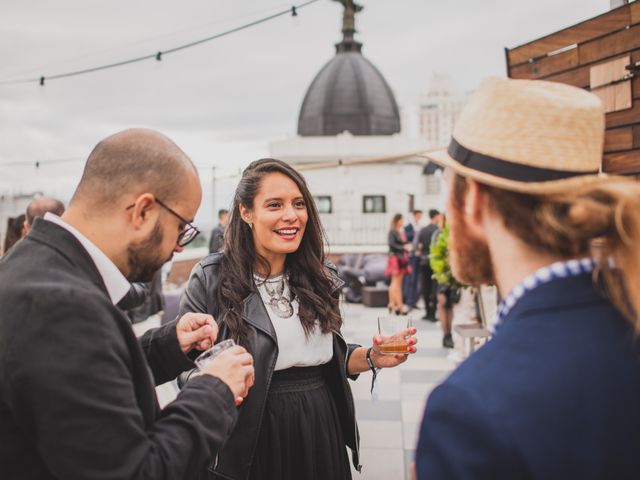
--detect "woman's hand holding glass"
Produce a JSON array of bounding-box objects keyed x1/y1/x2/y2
[{"x1": 372, "y1": 316, "x2": 418, "y2": 368}]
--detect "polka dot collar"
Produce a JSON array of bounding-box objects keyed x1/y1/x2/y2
[{"x1": 492, "y1": 258, "x2": 596, "y2": 335}]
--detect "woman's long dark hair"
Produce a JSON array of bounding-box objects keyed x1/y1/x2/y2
[
  {"x1": 390, "y1": 213, "x2": 403, "y2": 230},
  {"x1": 2, "y1": 214, "x2": 25, "y2": 255},
  {"x1": 215, "y1": 158, "x2": 342, "y2": 348}
]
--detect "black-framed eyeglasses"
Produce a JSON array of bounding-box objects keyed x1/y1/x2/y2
[{"x1": 126, "y1": 198, "x2": 200, "y2": 247}]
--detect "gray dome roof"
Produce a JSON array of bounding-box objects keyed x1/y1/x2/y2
[{"x1": 297, "y1": 50, "x2": 401, "y2": 137}]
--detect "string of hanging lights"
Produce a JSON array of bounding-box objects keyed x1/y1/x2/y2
[{"x1": 0, "y1": 0, "x2": 321, "y2": 87}]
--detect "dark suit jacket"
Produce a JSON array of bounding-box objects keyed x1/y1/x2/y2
[
  {"x1": 0, "y1": 218, "x2": 238, "y2": 480},
  {"x1": 415, "y1": 223, "x2": 438, "y2": 265},
  {"x1": 208, "y1": 224, "x2": 225, "y2": 254},
  {"x1": 404, "y1": 223, "x2": 416, "y2": 244},
  {"x1": 416, "y1": 273, "x2": 640, "y2": 480}
]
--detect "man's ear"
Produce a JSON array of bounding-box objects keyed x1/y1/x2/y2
[
  {"x1": 463, "y1": 179, "x2": 487, "y2": 233},
  {"x1": 127, "y1": 193, "x2": 156, "y2": 229}
]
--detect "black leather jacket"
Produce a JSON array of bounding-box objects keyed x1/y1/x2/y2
[
  {"x1": 388, "y1": 229, "x2": 407, "y2": 255},
  {"x1": 178, "y1": 253, "x2": 362, "y2": 480}
]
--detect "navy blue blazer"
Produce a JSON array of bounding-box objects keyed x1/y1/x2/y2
[{"x1": 416, "y1": 273, "x2": 640, "y2": 479}]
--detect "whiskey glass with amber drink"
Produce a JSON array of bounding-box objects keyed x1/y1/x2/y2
[{"x1": 377, "y1": 316, "x2": 412, "y2": 355}]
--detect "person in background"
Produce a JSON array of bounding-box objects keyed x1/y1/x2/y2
[
  {"x1": 119, "y1": 269, "x2": 166, "y2": 324},
  {"x1": 208, "y1": 208, "x2": 229, "y2": 253},
  {"x1": 415, "y1": 209, "x2": 441, "y2": 321},
  {"x1": 430, "y1": 214, "x2": 454, "y2": 349},
  {"x1": 23, "y1": 195, "x2": 65, "y2": 236},
  {"x1": 2, "y1": 214, "x2": 25, "y2": 255},
  {"x1": 0, "y1": 129, "x2": 255, "y2": 479},
  {"x1": 385, "y1": 213, "x2": 412, "y2": 315},
  {"x1": 3, "y1": 196, "x2": 66, "y2": 256},
  {"x1": 403, "y1": 209, "x2": 423, "y2": 310},
  {"x1": 179, "y1": 158, "x2": 417, "y2": 480},
  {"x1": 416, "y1": 77, "x2": 640, "y2": 479}
]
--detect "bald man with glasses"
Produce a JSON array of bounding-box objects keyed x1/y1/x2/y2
[{"x1": 0, "y1": 129, "x2": 254, "y2": 480}]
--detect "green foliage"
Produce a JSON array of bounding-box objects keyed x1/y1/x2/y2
[{"x1": 429, "y1": 223, "x2": 464, "y2": 290}]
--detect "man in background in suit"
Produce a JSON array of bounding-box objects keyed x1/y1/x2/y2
[
  {"x1": 1, "y1": 197, "x2": 64, "y2": 255},
  {"x1": 22, "y1": 195, "x2": 66, "y2": 237},
  {"x1": 208, "y1": 208, "x2": 228, "y2": 253},
  {"x1": 403, "y1": 209, "x2": 423, "y2": 310},
  {"x1": 0, "y1": 129, "x2": 254, "y2": 479},
  {"x1": 414, "y1": 209, "x2": 440, "y2": 321},
  {"x1": 416, "y1": 78, "x2": 640, "y2": 478}
]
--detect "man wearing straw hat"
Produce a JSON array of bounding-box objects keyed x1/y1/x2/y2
[{"x1": 415, "y1": 77, "x2": 640, "y2": 479}]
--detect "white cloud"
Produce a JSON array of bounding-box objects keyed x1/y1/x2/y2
[{"x1": 0, "y1": 0, "x2": 608, "y2": 205}]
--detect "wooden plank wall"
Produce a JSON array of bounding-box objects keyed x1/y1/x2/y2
[{"x1": 506, "y1": 2, "x2": 640, "y2": 174}]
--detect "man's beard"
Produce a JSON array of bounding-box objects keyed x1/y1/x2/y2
[
  {"x1": 126, "y1": 221, "x2": 168, "y2": 283},
  {"x1": 448, "y1": 207, "x2": 495, "y2": 286}
]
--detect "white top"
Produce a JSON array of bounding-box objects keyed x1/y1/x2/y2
[
  {"x1": 44, "y1": 213, "x2": 130, "y2": 305},
  {"x1": 254, "y1": 274, "x2": 333, "y2": 371}
]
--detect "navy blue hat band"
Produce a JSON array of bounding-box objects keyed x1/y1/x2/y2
[{"x1": 448, "y1": 138, "x2": 599, "y2": 183}]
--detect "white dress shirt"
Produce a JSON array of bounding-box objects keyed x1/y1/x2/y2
[{"x1": 44, "y1": 213, "x2": 130, "y2": 305}]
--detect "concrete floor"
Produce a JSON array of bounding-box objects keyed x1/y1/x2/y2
[
  {"x1": 340, "y1": 303, "x2": 457, "y2": 479},
  {"x1": 134, "y1": 296, "x2": 479, "y2": 480}
]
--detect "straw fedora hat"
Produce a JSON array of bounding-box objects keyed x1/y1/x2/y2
[{"x1": 422, "y1": 76, "x2": 607, "y2": 194}]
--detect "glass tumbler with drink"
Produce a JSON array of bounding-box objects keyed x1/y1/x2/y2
[
  {"x1": 377, "y1": 316, "x2": 413, "y2": 355},
  {"x1": 194, "y1": 338, "x2": 237, "y2": 369},
  {"x1": 195, "y1": 339, "x2": 251, "y2": 406}
]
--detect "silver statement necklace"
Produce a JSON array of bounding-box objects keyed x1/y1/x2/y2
[{"x1": 255, "y1": 274, "x2": 294, "y2": 319}]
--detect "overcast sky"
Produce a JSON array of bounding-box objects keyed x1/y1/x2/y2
[{"x1": 0, "y1": 0, "x2": 608, "y2": 224}]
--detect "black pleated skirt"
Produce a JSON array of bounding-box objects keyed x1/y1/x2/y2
[{"x1": 249, "y1": 365, "x2": 352, "y2": 480}]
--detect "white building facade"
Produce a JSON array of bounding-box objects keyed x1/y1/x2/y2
[{"x1": 270, "y1": 134, "x2": 442, "y2": 252}]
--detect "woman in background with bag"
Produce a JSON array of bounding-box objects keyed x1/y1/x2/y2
[{"x1": 385, "y1": 213, "x2": 412, "y2": 315}]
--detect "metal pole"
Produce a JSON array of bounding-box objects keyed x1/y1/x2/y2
[
  {"x1": 211, "y1": 166, "x2": 217, "y2": 225},
  {"x1": 476, "y1": 286, "x2": 487, "y2": 328}
]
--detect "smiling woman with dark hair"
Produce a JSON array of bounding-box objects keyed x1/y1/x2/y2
[{"x1": 179, "y1": 158, "x2": 417, "y2": 480}]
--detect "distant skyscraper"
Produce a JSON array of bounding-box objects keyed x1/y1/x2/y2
[{"x1": 418, "y1": 74, "x2": 471, "y2": 148}]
